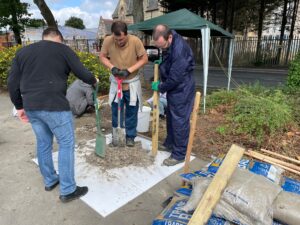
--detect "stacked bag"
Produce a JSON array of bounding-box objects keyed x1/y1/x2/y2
[{"x1": 153, "y1": 156, "x2": 300, "y2": 225}]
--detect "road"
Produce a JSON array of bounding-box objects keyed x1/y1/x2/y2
[{"x1": 142, "y1": 64, "x2": 288, "y2": 89}]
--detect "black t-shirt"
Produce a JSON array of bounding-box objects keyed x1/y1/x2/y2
[{"x1": 8, "y1": 40, "x2": 96, "y2": 111}]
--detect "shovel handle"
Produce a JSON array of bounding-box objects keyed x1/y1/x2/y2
[{"x1": 116, "y1": 78, "x2": 122, "y2": 99}]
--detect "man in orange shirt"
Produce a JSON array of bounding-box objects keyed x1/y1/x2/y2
[{"x1": 99, "y1": 21, "x2": 148, "y2": 147}]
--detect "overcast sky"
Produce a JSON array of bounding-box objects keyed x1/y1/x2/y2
[{"x1": 23, "y1": 0, "x2": 118, "y2": 29}]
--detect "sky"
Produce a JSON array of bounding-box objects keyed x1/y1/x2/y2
[{"x1": 23, "y1": 0, "x2": 118, "y2": 29}]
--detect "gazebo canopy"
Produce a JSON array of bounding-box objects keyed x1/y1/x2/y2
[{"x1": 128, "y1": 8, "x2": 234, "y2": 38}]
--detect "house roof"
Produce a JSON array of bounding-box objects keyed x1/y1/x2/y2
[{"x1": 23, "y1": 26, "x2": 97, "y2": 41}]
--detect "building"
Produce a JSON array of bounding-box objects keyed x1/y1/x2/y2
[
  {"x1": 0, "y1": 32, "x2": 14, "y2": 49},
  {"x1": 97, "y1": 16, "x2": 113, "y2": 39},
  {"x1": 111, "y1": 0, "x2": 163, "y2": 24},
  {"x1": 96, "y1": 0, "x2": 163, "y2": 44},
  {"x1": 21, "y1": 26, "x2": 99, "y2": 53}
]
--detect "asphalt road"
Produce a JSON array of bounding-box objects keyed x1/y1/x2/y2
[{"x1": 143, "y1": 63, "x2": 288, "y2": 89}]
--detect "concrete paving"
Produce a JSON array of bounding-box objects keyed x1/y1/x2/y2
[{"x1": 0, "y1": 91, "x2": 207, "y2": 225}]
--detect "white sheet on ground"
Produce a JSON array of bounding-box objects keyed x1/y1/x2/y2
[{"x1": 32, "y1": 134, "x2": 194, "y2": 217}]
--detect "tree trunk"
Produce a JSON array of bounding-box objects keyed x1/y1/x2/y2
[
  {"x1": 285, "y1": 0, "x2": 299, "y2": 64},
  {"x1": 220, "y1": 0, "x2": 229, "y2": 61},
  {"x1": 255, "y1": 0, "x2": 266, "y2": 64},
  {"x1": 276, "y1": 0, "x2": 288, "y2": 64},
  {"x1": 223, "y1": 0, "x2": 228, "y2": 30},
  {"x1": 10, "y1": 1, "x2": 22, "y2": 44},
  {"x1": 33, "y1": 0, "x2": 57, "y2": 28},
  {"x1": 229, "y1": 0, "x2": 235, "y2": 33}
]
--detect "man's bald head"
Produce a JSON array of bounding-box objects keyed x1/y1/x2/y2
[
  {"x1": 152, "y1": 24, "x2": 172, "y2": 41},
  {"x1": 152, "y1": 24, "x2": 173, "y2": 49}
]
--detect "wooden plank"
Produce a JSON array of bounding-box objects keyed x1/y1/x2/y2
[
  {"x1": 260, "y1": 148, "x2": 300, "y2": 165},
  {"x1": 151, "y1": 63, "x2": 160, "y2": 156},
  {"x1": 247, "y1": 150, "x2": 300, "y2": 172},
  {"x1": 245, "y1": 152, "x2": 300, "y2": 175},
  {"x1": 298, "y1": 156, "x2": 300, "y2": 161},
  {"x1": 183, "y1": 92, "x2": 201, "y2": 174},
  {"x1": 188, "y1": 144, "x2": 245, "y2": 225}
]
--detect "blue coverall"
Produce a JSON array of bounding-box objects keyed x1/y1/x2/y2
[{"x1": 158, "y1": 30, "x2": 196, "y2": 161}]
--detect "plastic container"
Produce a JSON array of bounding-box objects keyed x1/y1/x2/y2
[{"x1": 137, "y1": 106, "x2": 151, "y2": 133}]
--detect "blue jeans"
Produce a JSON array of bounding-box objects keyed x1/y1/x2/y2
[
  {"x1": 26, "y1": 111, "x2": 76, "y2": 195},
  {"x1": 111, "y1": 90, "x2": 139, "y2": 139}
]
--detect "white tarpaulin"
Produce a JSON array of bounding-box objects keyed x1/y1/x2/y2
[{"x1": 33, "y1": 135, "x2": 194, "y2": 217}]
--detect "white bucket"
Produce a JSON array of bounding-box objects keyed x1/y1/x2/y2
[{"x1": 137, "y1": 106, "x2": 151, "y2": 133}]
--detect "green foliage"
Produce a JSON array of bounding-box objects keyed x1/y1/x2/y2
[
  {"x1": 0, "y1": 46, "x2": 110, "y2": 94},
  {"x1": 0, "y1": 45, "x2": 21, "y2": 87},
  {"x1": 27, "y1": 18, "x2": 46, "y2": 28},
  {"x1": 230, "y1": 89, "x2": 293, "y2": 142},
  {"x1": 65, "y1": 16, "x2": 85, "y2": 30},
  {"x1": 0, "y1": 0, "x2": 31, "y2": 44},
  {"x1": 216, "y1": 125, "x2": 228, "y2": 136},
  {"x1": 287, "y1": 53, "x2": 300, "y2": 89},
  {"x1": 206, "y1": 89, "x2": 239, "y2": 109},
  {"x1": 207, "y1": 84, "x2": 295, "y2": 143},
  {"x1": 70, "y1": 51, "x2": 110, "y2": 94}
]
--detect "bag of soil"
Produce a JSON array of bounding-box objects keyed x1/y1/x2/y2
[
  {"x1": 181, "y1": 168, "x2": 282, "y2": 225},
  {"x1": 272, "y1": 191, "x2": 300, "y2": 225}
]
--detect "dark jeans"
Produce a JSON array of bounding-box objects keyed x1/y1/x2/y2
[{"x1": 111, "y1": 90, "x2": 139, "y2": 139}]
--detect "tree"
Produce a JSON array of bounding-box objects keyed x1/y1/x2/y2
[
  {"x1": 276, "y1": 0, "x2": 289, "y2": 64},
  {"x1": 255, "y1": 0, "x2": 266, "y2": 63},
  {"x1": 27, "y1": 18, "x2": 46, "y2": 28},
  {"x1": 65, "y1": 16, "x2": 85, "y2": 29},
  {"x1": 0, "y1": 0, "x2": 31, "y2": 44},
  {"x1": 285, "y1": 0, "x2": 299, "y2": 64},
  {"x1": 33, "y1": 0, "x2": 57, "y2": 28}
]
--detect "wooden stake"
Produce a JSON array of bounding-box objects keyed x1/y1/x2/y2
[
  {"x1": 152, "y1": 63, "x2": 159, "y2": 156},
  {"x1": 183, "y1": 92, "x2": 201, "y2": 175},
  {"x1": 260, "y1": 148, "x2": 300, "y2": 165},
  {"x1": 297, "y1": 156, "x2": 300, "y2": 161},
  {"x1": 188, "y1": 144, "x2": 245, "y2": 225},
  {"x1": 247, "y1": 150, "x2": 300, "y2": 172},
  {"x1": 245, "y1": 152, "x2": 300, "y2": 175}
]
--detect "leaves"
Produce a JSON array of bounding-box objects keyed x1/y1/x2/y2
[{"x1": 65, "y1": 16, "x2": 85, "y2": 30}]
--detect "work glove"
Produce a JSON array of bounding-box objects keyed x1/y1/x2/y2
[
  {"x1": 154, "y1": 59, "x2": 162, "y2": 65},
  {"x1": 151, "y1": 81, "x2": 160, "y2": 91},
  {"x1": 118, "y1": 69, "x2": 130, "y2": 78},
  {"x1": 111, "y1": 67, "x2": 120, "y2": 76}
]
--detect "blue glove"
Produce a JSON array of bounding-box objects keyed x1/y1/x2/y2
[{"x1": 151, "y1": 81, "x2": 160, "y2": 91}]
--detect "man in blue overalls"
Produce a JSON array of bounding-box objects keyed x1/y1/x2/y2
[{"x1": 152, "y1": 24, "x2": 195, "y2": 166}]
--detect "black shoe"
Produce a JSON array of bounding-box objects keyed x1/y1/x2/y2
[
  {"x1": 45, "y1": 180, "x2": 59, "y2": 191},
  {"x1": 59, "y1": 186, "x2": 88, "y2": 203},
  {"x1": 126, "y1": 138, "x2": 135, "y2": 147},
  {"x1": 159, "y1": 114, "x2": 165, "y2": 120},
  {"x1": 158, "y1": 144, "x2": 172, "y2": 152},
  {"x1": 163, "y1": 156, "x2": 184, "y2": 166}
]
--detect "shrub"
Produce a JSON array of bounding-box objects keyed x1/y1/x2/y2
[
  {"x1": 71, "y1": 51, "x2": 110, "y2": 94},
  {"x1": 230, "y1": 89, "x2": 293, "y2": 142},
  {"x1": 206, "y1": 89, "x2": 239, "y2": 109},
  {"x1": 0, "y1": 46, "x2": 110, "y2": 94},
  {"x1": 0, "y1": 45, "x2": 22, "y2": 88},
  {"x1": 287, "y1": 53, "x2": 300, "y2": 89}
]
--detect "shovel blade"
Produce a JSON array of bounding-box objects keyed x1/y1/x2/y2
[
  {"x1": 116, "y1": 127, "x2": 126, "y2": 147},
  {"x1": 95, "y1": 134, "x2": 106, "y2": 157}
]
